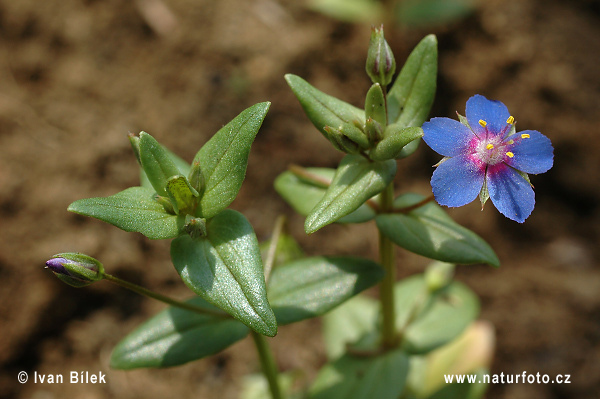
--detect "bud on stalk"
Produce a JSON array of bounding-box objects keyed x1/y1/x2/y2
[
  {"x1": 45, "y1": 253, "x2": 104, "y2": 287},
  {"x1": 366, "y1": 25, "x2": 396, "y2": 86}
]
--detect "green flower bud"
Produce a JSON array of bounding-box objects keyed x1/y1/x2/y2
[
  {"x1": 365, "y1": 117, "x2": 384, "y2": 145},
  {"x1": 366, "y1": 25, "x2": 396, "y2": 86},
  {"x1": 153, "y1": 194, "x2": 176, "y2": 214},
  {"x1": 188, "y1": 161, "x2": 205, "y2": 197},
  {"x1": 183, "y1": 215, "x2": 207, "y2": 239},
  {"x1": 425, "y1": 262, "x2": 455, "y2": 292},
  {"x1": 45, "y1": 253, "x2": 104, "y2": 288},
  {"x1": 324, "y1": 126, "x2": 358, "y2": 154}
]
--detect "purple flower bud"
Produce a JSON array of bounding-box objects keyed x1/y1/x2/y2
[
  {"x1": 45, "y1": 253, "x2": 104, "y2": 288},
  {"x1": 366, "y1": 25, "x2": 396, "y2": 86}
]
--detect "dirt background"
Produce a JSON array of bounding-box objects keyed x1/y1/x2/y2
[{"x1": 0, "y1": 0, "x2": 598, "y2": 398}]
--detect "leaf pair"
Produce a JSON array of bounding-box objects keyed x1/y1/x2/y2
[
  {"x1": 111, "y1": 253, "x2": 384, "y2": 369},
  {"x1": 69, "y1": 102, "x2": 271, "y2": 239}
]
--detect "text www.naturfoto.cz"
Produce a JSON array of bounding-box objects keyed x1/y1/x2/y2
[{"x1": 444, "y1": 371, "x2": 571, "y2": 385}]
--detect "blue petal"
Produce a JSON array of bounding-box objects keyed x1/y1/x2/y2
[
  {"x1": 487, "y1": 164, "x2": 535, "y2": 223},
  {"x1": 466, "y1": 95, "x2": 510, "y2": 137},
  {"x1": 505, "y1": 130, "x2": 554, "y2": 174},
  {"x1": 423, "y1": 117, "x2": 474, "y2": 157},
  {"x1": 431, "y1": 154, "x2": 485, "y2": 207}
]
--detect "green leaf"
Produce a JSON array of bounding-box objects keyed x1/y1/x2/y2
[
  {"x1": 268, "y1": 256, "x2": 384, "y2": 325},
  {"x1": 322, "y1": 295, "x2": 378, "y2": 360},
  {"x1": 194, "y1": 102, "x2": 270, "y2": 218},
  {"x1": 110, "y1": 297, "x2": 249, "y2": 369},
  {"x1": 68, "y1": 187, "x2": 184, "y2": 240},
  {"x1": 309, "y1": 349, "x2": 409, "y2": 399},
  {"x1": 140, "y1": 146, "x2": 191, "y2": 191},
  {"x1": 274, "y1": 167, "x2": 376, "y2": 224},
  {"x1": 365, "y1": 83, "x2": 386, "y2": 127},
  {"x1": 375, "y1": 193, "x2": 500, "y2": 266},
  {"x1": 387, "y1": 35, "x2": 437, "y2": 127},
  {"x1": 285, "y1": 74, "x2": 366, "y2": 140},
  {"x1": 171, "y1": 209, "x2": 277, "y2": 337},
  {"x1": 395, "y1": 275, "x2": 479, "y2": 354},
  {"x1": 369, "y1": 125, "x2": 423, "y2": 161},
  {"x1": 139, "y1": 132, "x2": 182, "y2": 196},
  {"x1": 305, "y1": 155, "x2": 396, "y2": 233}
]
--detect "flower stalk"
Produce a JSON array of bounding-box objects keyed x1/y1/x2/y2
[
  {"x1": 251, "y1": 331, "x2": 283, "y2": 399},
  {"x1": 102, "y1": 273, "x2": 228, "y2": 318},
  {"x1": 379, "y1": 182, "x2": 398, "y2": 348}
]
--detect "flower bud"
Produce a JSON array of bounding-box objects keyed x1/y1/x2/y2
[
  {"x1": 45, "y1": 253, "x2": 104, "y2": 288},
  {"x1": 365, "y1": 117, "x2": 384, "y2": 145},
  {"x1": 188, "y1": 161, "x2": 205, "y2": 197},
  {"x1": 366, "y1": 25, "x2": 396, "y2": 86},
  {"x1": 183, "y1": 215, "x2": 208, "y2": 239},
  {"x1": 324, "y1": 126, "x2": 358, "y2": 154},
  {"x1": 425, "y1": 262, "x2": 455, "y2": 292}
]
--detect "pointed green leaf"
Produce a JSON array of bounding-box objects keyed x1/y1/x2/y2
[
  {"x1": 268, "y1": 256, "x2": 384, "y2": 325},
  {"x1": 305, "y1": 155, "x2": 396, "y2": 233},
  {"x1": 68, "y1": 187, "x2": 184, "y2": 240},
  {"x1": 193, "y1": 102, "x2": 270, "y2": 218},
  {"x1": 139, "y1": 132, "x2": 182, "y2": 196},
  {"x1": 110, "y1": 297, "x2": 249, "y2": 369},
  {"x1": 370, "y1": 125, "x2": 423, "y2": 161},
  {"x1": 140, "y1": 145, "x2": 191, "y2": 191},
  {"x1": 274, "y1": 167, "x2": 376, "y2": 224},
  {"x1": 387, "y1": 35, "x2": 437, "y2": 127},
  {"x1": 395, "y1": 275, "x2": 479, "y2": 354},
  {"x1": 285, "y1": 74, "x2": 366, "y2": 139},
  {"x1": 365, "y1": 83, "x2": 386, "y2": 127},
  {"x1": 309, "y1": 349, "x2": 409, "y2": 399},
  {"x1": 171, "y1": 210, "x2": 277, "y2": 337},
  {"x1": 375, "y1": 193, "x2": 500, "y2": 266}
]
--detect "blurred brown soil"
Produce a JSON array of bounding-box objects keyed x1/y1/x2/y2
[{"x1": 0, "y1": 0, "x2": 599, "y2": 398}]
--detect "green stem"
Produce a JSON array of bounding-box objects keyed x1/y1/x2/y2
[
  {"x1": 102, "y1": 273, "x2": 227, "y2": 318},
  {"x1": 251, "y1": 331, "x2": 283, "y2": 399},
  {"x1": 379, "y1": 182, "x2": 398, "y2": 348},
  {"x1": 264, "y1": 215, "x2": 286, "y2": 285}
]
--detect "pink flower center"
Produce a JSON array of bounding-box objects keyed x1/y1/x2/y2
[{"x1": 475, "y1": 135, "x2": 509, "y2": 165}]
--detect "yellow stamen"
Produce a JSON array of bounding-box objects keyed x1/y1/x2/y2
[
  {"x1": 521, "y1": 133, "x2": 530, "y2": 139},
  {"x1": 486, "y1": 143, "x2": 494, "y2": 150},
  {"x1": 507, "y1": 139, "x2": 514, "y2": 145},
  {"x1": 506, "y1": 116, "x2": 515, "y2": 124},
  {"x1": 506, "y1": 152, "x2": 514, "y2": 158},
  {"x1": 479, "y1": 119, "x2": 487, "y2": 127}
]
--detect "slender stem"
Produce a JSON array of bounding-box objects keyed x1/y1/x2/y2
[
  {"x1": 394, "y1": 193, "x2": 435, "y2": 214},
  {"x1": 102, "y1": 273, "x2": 227, "y2": 318},
  {"x1": 251, "y1": 331, "x2": 283, "y2": 399},
  {"x1": 379, "y1": 182, "x2": 398, "y2": 348},
  {"x1": 264, "y1": 215, "x2": 286, "y2": 285}
]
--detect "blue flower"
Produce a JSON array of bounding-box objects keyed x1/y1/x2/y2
[{"x1": 422, "y1": 95, "x2": 554, "y2": 223}]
